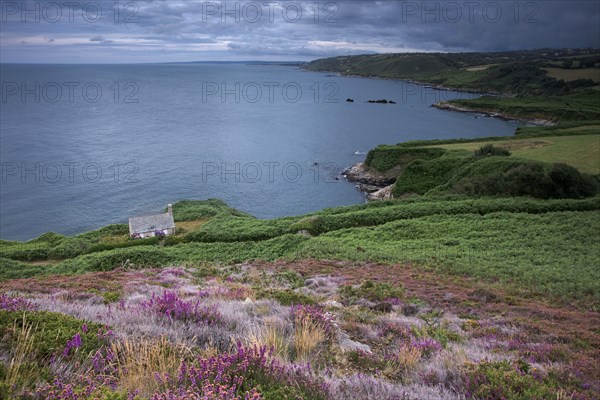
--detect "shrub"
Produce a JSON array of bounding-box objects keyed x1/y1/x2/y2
[
  {"x1": 456, "y1": 160, "x2": 598, "y2": 199},
  {"x1": 346, "y1": 348, "x2": 421, "y2": 381},
  {"x1": 0, "y1": 258, "x2": 47, "y2": 280},
  {"x1": 258, "y1": 289, "x2": 316, "y2": 306},
  {"x1": 338, "y1": 280, "x2": 404, "y2": 303},
  {"x1": 52, "y1": 247, "x2": 179, "y2": 274},
  {"x1": 0, "y1": 294, "x2": 37, "y2": 311},
  {"x1": 151, "y1": 344, "x2": 328, "y2": 400},
  {"x1": 474, "y1": 144, "x2": 511, "y2": 157},
  {"x1": 393, "y1": 153, "x2": 475, "y2": 196},
  {"x1": 463, "y1": 360, "x2": 560, "y2": 400},
  {"x1": 140, "y1": 291, "x2": 223, "y2": 325},
  {"x1": 275, "y1": 270, "x2": 305, "y2": 289},
  {"x1": 0, "y1": 311, "x2": 106, "y2": 361},
  {"x1": 101, "y1": 291, "x2": 121, "y2": 304},
  {"x1": 365, "y1": 146, "x2": 446, "y2": 173},
  {"x1": 548, "y1": 163, "x2": 598, "y2": 198},
  {"x1": 292, "y1": 305, "x2": 336, "y2": 337}
]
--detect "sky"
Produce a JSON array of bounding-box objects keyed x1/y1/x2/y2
[{"x1": 1, "y1": 0, "x2": 599, "y2": 63}]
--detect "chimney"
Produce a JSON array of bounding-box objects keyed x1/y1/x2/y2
[{"x1": 167, "y1": 204, "x2": 173, "y2": 215}]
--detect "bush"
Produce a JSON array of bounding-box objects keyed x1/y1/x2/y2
[
  {"x1": 393, "y1": 153, "x2": 475, "y2": 196},
  {"x1": 0, "y1": 310, "x2": 106, "y2": 360},
  {"x1": 172, "y1": 199, "x2": 250, "y2": 221},
  {"x1": 474, "y1": 144, "x2": 511, "y2": 157},
  {"x1": 300, "y1": 197, "x2": 600, "y2": 235},
  {"x1": 456, "y1": 161, "x2": 598, "y2": 199},
  {"x1": 51, "y1": 247, "x2": 179, "y2": 274},
  {"x1": 364, "y1": 146, "x2": 446, "y2": 173},
  {"x1": 0, "y1": 258, "x2": 47, "y2": 280},
  {"x1": 275, "y1": 270, "x2": 305, "y2": 289},
  {"x1": 258, "y1": 289, "x2": 316, "y2": 306},
  {"x1": 339, "y1": 280, "x2": 404, "y2": 303},
  {"x1": 548, "y1": 163, "x2": 598, "y2": 198},
  {"x1": 463, "y1": 360, "x2": 560, "y2": 400}
]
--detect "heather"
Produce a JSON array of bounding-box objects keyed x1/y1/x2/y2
[
  {"x1": 1, "y1": 263, "x2": 598, "y2": 399},
  {"x1": 0, "y1": 196, "x2": 599, "y2": 399}
]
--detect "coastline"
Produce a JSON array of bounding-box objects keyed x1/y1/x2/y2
[
  {"x1": 301, "y1": 67, "x2": 494, "y2": 94},
  {"x1": 341, "y1": 162, "x2": 396, "y2": 201},
  {"x1": 432, "y1": 101, "x2": 556, "y2": 126},
  {"x1": 302, "y1": 67, "x2": 555, "y2": 126}
]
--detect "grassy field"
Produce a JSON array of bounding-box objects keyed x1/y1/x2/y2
[
  {"x1": 427, "y1": 133, "x2": 600, "y2": 174},
  {"x1": 544, "y1": 67, "x2": 600, "y2": 82},
  {"x1": 446, "y1": 90, "x2": 600, "y2": 122}
]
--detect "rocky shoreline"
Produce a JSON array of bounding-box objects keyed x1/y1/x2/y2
[
  {"x1": 305, "y1": 67, "x2": 557, "y2": 127},
  {"x1": 433, "y1": 101, "x2": 556, "y2": 126},
  {"x1": 342, "y1": 163, "x2": 396, "y2": 201}
]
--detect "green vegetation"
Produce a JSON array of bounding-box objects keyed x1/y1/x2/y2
[
  {"x1": 363, "y1": 133, "x2": 598, "y2": 199},
  {"x1": 446, "y1": 90, "x2": 600, "y2": 122},
  {"x1": 429, "y1": 132, "x2": 600, "y2": 174},
  {"x1": 0, "y1": 311, "x2": 105, "y2": 360},
  {"x1": 338, "y1": 280, "x2": 405, "y2": 303},
  {"x1": 544, "y1": 67, "x2": 600, "y2": 82},
  {"x1": 257, "y1": 289, "x2": 316, "y2": 306},
  {"x1": 474, "y1": 144, "x2": 511, "y2": 157},
  {"x1": 306, "y1": 50, "x2": 600, "y2": 123},
  {"x1": 464, "y1": 360, "x2": 561, "y2": 400},
  {"x1": 364, "y1": 146, "x2": 446, "y2": 173},
  {"x1": 1, "y1": 196, "x2": 599, "y2": 304},
  {"x1": 305, "y1": 49, "x2": 600, "y2": 95}
]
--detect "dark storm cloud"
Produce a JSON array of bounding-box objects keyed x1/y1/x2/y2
[{"x1": 0, "y1": 0, "x2": 598, "y2": 63}]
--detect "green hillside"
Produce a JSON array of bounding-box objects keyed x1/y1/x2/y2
[
  {"x1": 306, "y1": 49, "x2": 600, "y2": 123},
  {"x1": 2, "y1": 196, "x2": 599, "y2": 305}
]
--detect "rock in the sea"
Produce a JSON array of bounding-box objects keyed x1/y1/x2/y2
[{"x1": 367, "y1": 99, "x2": 394, "y2": 104}]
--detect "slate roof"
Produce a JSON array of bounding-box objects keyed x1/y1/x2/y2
[{"x1": 129, "y1": 212, "x2": 175, "y2": 234}]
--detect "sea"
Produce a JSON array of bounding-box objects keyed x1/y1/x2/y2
[{"x1": 0, "y1": 63, "x2": 524, "y2": 240}]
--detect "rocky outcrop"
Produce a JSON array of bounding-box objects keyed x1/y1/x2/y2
[
  {"x1": 342, "y1": 163, "x2": 396, "y2": 201},
  {"x1": 342, "y1": 163, "x2": 396, "y2": 187},
  {"x1": 366, "y1": 184, "x2": 394, "y2": 201},
  {"x1": 338, "y1": 330, "x2": 372, "y2": 353}
]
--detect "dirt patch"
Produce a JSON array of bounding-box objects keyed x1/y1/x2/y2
[
  {"x1": 175, "y1": 219, "x2": 209, "y2": 233},
  {"x1": 466, "y1": 64, "x2": 496, "y2": 72},
  {"x1": 499, "y1": 140, "x2": 551, "y2": 151},
  {"x1": 0, "y1": 268, "x2": 145, "y2": 294}
]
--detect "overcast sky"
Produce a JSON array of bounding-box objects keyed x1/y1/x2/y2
[{"x1": 1, "y1": 0, "x2": 599, "y2": 63}]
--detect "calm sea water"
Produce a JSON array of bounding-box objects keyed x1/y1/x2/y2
[{"x1": 0, "y1": 63, "x2": 523, "y2": 240}]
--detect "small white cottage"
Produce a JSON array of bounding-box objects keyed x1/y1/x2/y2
[{"x1": 128, "y1": 204, "x2": 176, "y2": 239}]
